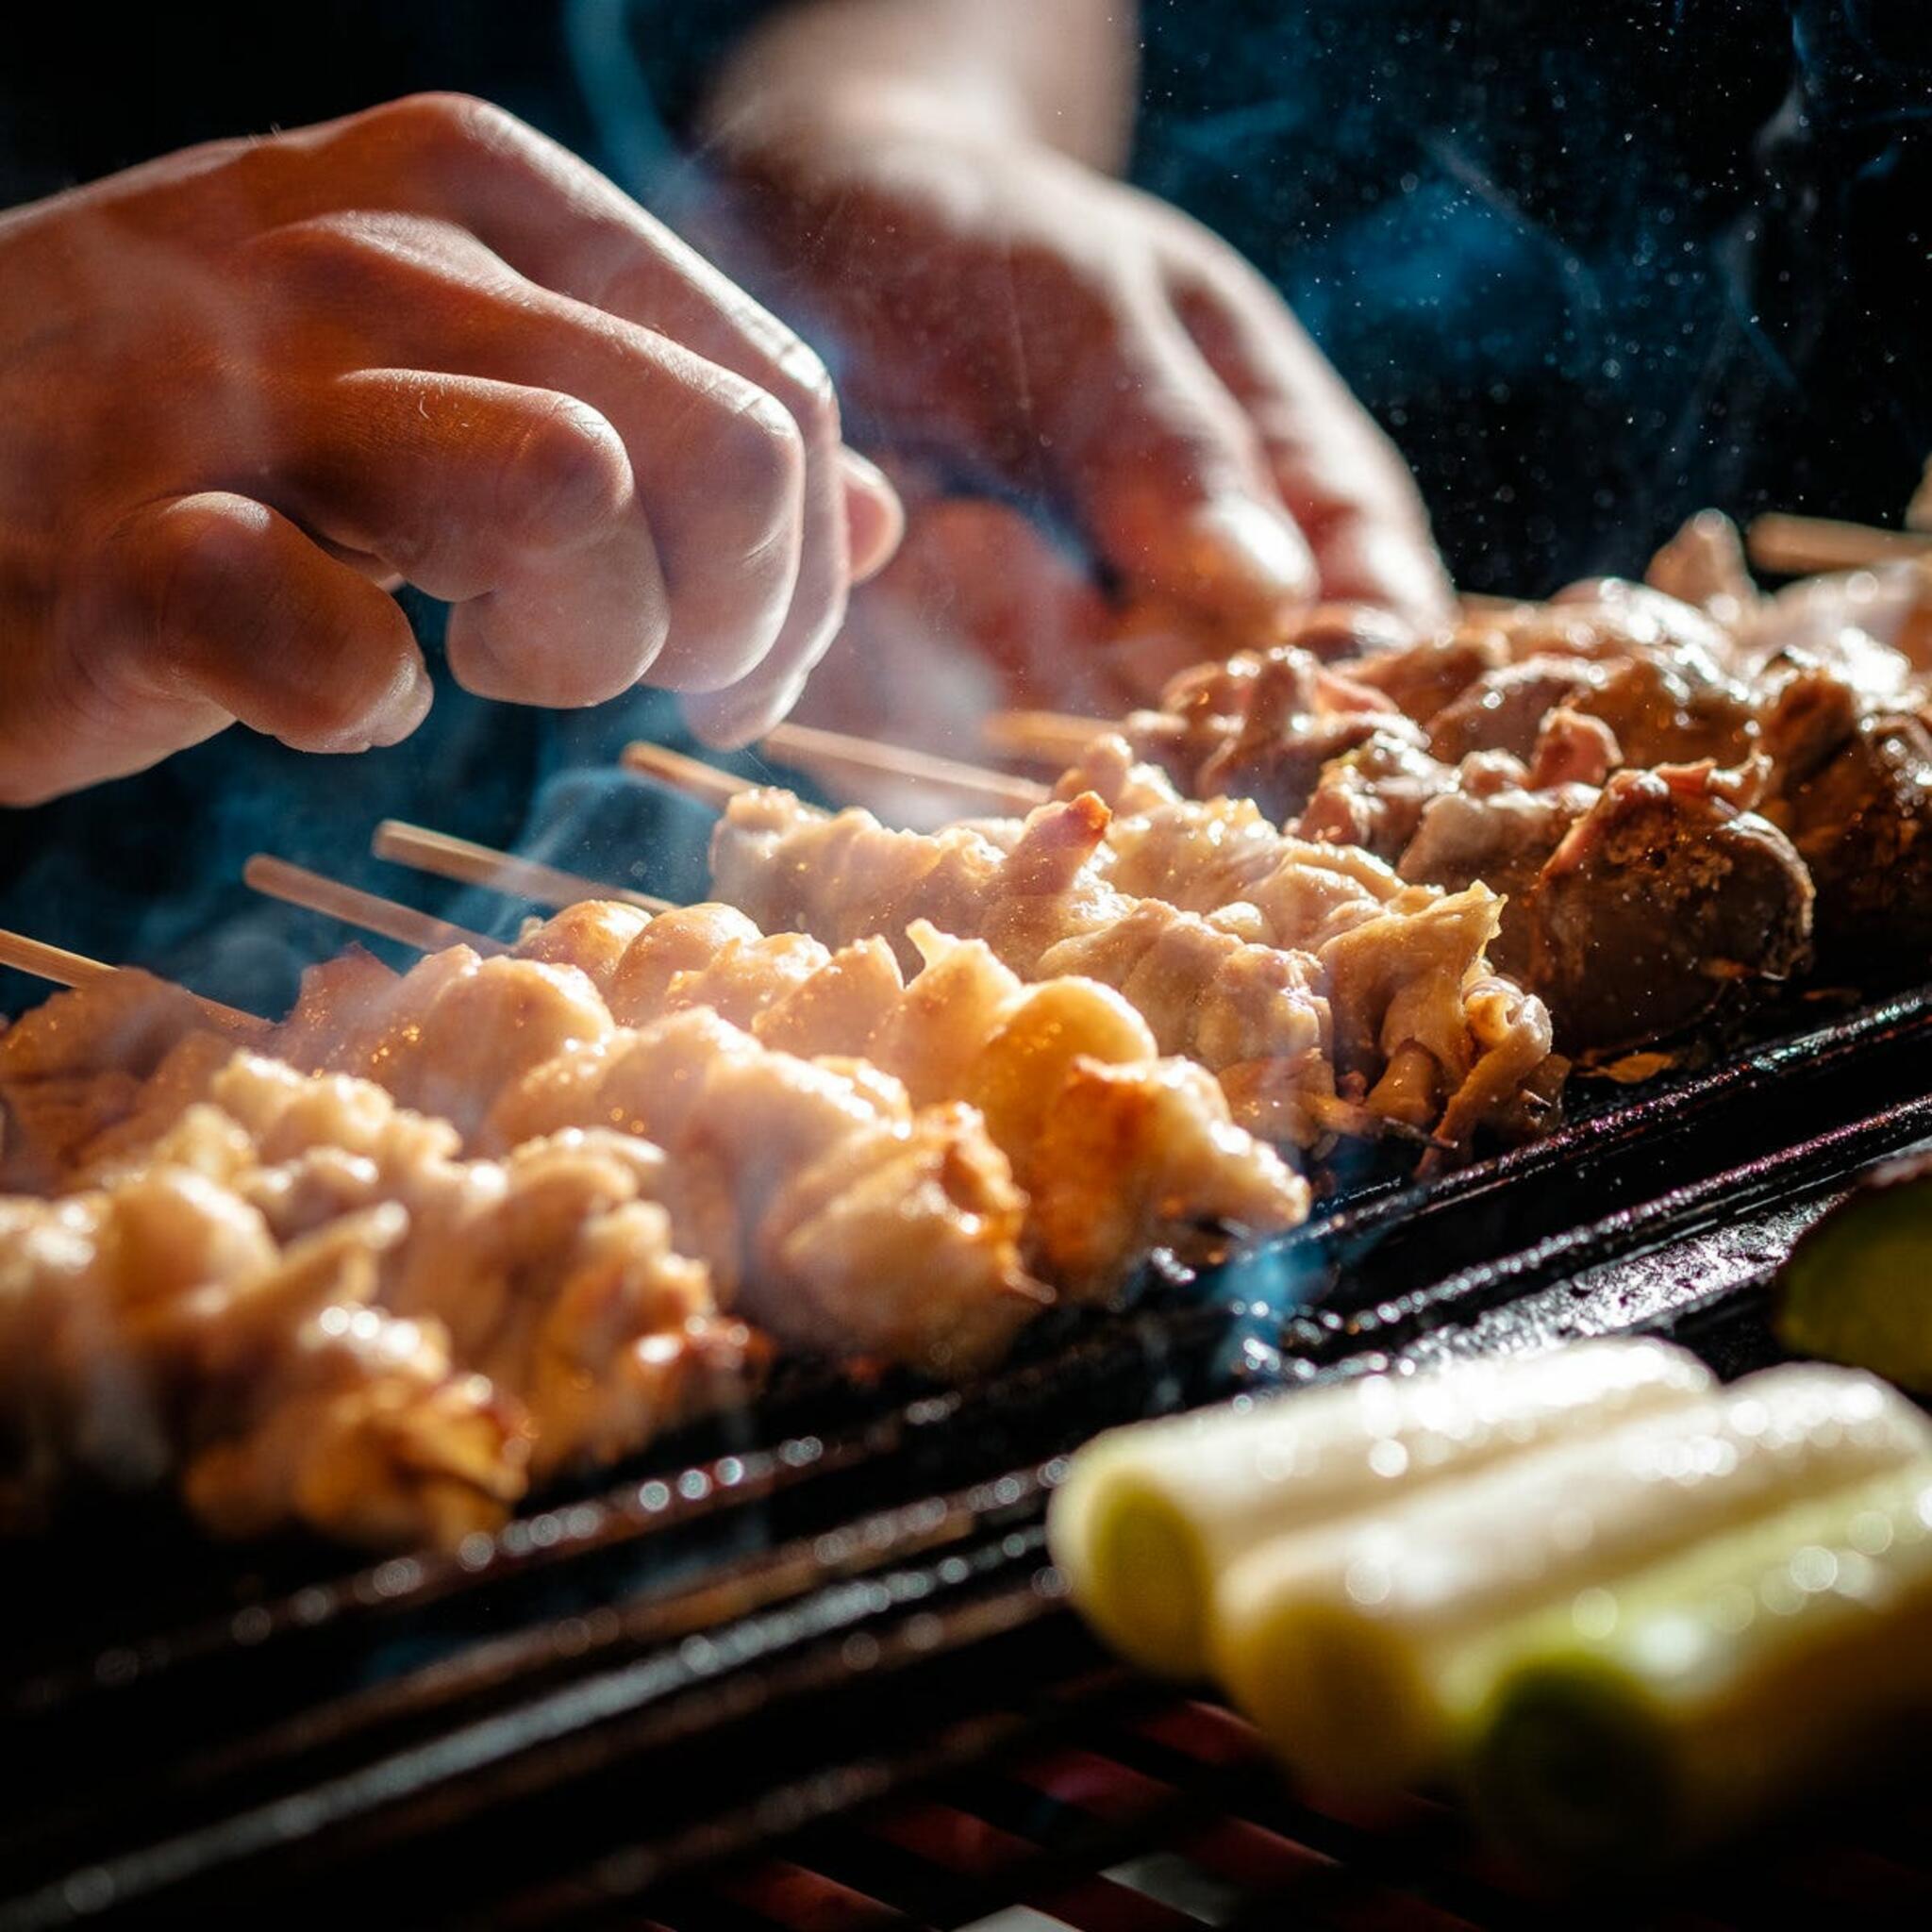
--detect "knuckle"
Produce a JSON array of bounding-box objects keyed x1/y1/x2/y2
[
  {"x1": 708, "y1": 384, "x2": 807, "y2": 525},
  {"x1": 243, "y1": 208, "x2": 382, "y2": 275},
  {"x1": 764, "y1": 339, "x2": 840, "y2": 443},
  {"x1": 502, "y1": 397, "x2": 632, "y2": 553},
  {"x1": 144, "y1": 499, "x2": 264, "y2": 642},
  {"x1": 366, "y1": 92, "x2": 521, "y2": 161}
]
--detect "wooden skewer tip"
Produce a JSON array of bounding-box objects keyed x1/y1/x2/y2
[
  {"x1": 372, "y1": 822, "x2": 669, "y2": 916},
  {"x1": 0, "y1": 927, "x2": 268, "y2": 1033},
  {"x1": 981, "y1": 709, "x2": 1111, "y2": 768},
  {"x1": 620, "y1": 741, "x2": 756, "y2": 807},
  {"x1": 243, "y1": 855, "x2": 507, "y2": 958},
  {"x1": 1746, "y1": 511, "x2": 1932, "y2": 577},
  {"x1": 758, "y1": 721, "x2": 1050, "y2": 814}
]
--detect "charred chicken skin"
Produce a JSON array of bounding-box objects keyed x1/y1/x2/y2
[
  {"x1": 0, "y1": 1172, "x2": 529, "y2": 1547},
  {"x1": 1, "y1": 960, "x2": 1043, "y2": 1378},
  {"x1": 514, "y1": 898, "x2": 1310, "y2": 1294},
  {"x1": 1058, "y1": 576, "x2": 1840, "y2": 1058},
  {"x1": 708, "y1": 783, "x2": 1560, "y2": 1155}
]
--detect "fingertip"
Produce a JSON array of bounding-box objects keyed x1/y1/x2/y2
[
  {"x1": 839, "y1": 447, "x2": 905, "y2": 583},
  {"x1": 504, "y1": 397, "x2": 636, "y2": 558},
  {"x1": 680, "y1": 670, "x2": 801, "y2": 749},
  {"x1": 679, "y1": 688, "x2": 758, "y2": 751},
  {"x1": 108, "y1": 491, "x2": 432, "y2": 755},
  {"x1": 369, "y1": 655, "x2": 435, "y2": 746},
  {"x1": 1314, "y1": 520, "x2": 1458, "y2": 632},
  {"x1": 446, "y1": 598, "x2": 656, "y2": 708},
  {"x1": 1169, "y1": 492, "x2": 1318, "y2": 625},
  {"x1": 443, "y1": 525, "x2": 670, "y2": 708}
]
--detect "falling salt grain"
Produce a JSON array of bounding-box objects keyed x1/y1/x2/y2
[
  {"x1": 1344, "y1": 1556, "x2": 1392, "y2": 1607},
  {"x1": 1571, "y1": 1586, "x2": 1619, "y2": 1641},
  {"x1": 1789, "y1": 1545, "x2": 1839, "y2": 1594}
]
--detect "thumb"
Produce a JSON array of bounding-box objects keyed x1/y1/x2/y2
[{"x1": 1047, "y1": 302, "x2": 1315, "y2": 629}]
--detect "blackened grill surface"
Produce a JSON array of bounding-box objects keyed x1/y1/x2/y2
[{"x1": 8, "y1": 985, "x2": 1932, "y2": 1928}]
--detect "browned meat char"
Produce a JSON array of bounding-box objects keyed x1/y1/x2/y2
[
  {"x1": 1428, "y1": 657, "x2": 1606, "y2": 762},
  {"x1": 1773, "y1": 711, "x2": 1932, "y2": 967},
  {"x1": 1351, "y1": 627, "x2": 1508, "y2": 722},
  {"x1": 1527, "y1": 767, "x2": 1813, "y2": 1052},
  {"x1": 1574, "y1": 653, "x2": 1759, "y2": 768},
  {"x1": 1399, "y1": 764, "x2": 1813, "y2": 1055}
]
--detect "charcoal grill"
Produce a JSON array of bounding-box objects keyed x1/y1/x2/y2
[{"x1": 8, "y1": 980, "x2": 1932, "y2": 1931}]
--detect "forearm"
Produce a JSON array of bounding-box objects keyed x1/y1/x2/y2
[{"x1": 699, "y1": 0, "x2": 1139, "y2": 173}]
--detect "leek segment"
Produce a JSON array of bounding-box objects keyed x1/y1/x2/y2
[
  {"x1": 1468, "y1": 1464, "x2": 1932, "y2": 1877},
  {"x1": 1776, "y1": 1170, "x2": 1932, "y2": 1391},
  {"x1": 1047, "y1": 1340, "x2": 1714, "y2": 1678},
  {"x1": 1208, "y1": 1366, "x2": 1932, "y2": 1794}
]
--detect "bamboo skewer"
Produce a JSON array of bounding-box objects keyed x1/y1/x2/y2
[
  {"x1": 1745, "y1": 513, "x2": 1932, "y2": 577},
  {"x1": 0, "y1": 928, "x2": 270, "y2": 1034},
  {"x1": 758, "y1": 722, "x2": 1049, "y2": 813},
  {"x1": 0, "y1": 929, "x2": 118, "y2": 991},
  {"x1": 621, "y1": 741, "x2": 756, "y2": 806},
  {"x1": 981, "y1": 709, "x2": 1109, "y2": 770},
  {"x1": 237, "y1": 860, "x2": 526, "y2": 963},
  {"x1": 373, "y1": 821, "x2": 668, "y2": 915},
  {"x1": 373, "y1": 832, "x2": 639, "y2": 929},
  {"x1": 243, "y1": 856, "x2": 508, "y2": 957},
  {"x1": 1907, "y1": 459, "x2": 1932, "y2": 535},
  {"x1": 631, "y1": 732, "x2": 1072, "y2": 822}
]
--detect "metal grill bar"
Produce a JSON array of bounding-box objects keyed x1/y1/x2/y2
[{"x1": 9, "y1": 980, "x2": 1932, "y2": 1927}]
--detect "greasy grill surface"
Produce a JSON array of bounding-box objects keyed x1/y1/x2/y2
[{"x1": 8, "y1": 985, "x2": 1932, "y2": 1929}]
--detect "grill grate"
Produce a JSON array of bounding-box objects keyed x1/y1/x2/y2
[{"x1": 8, "y1": 984, "x2": 1932, "y2": 1928}]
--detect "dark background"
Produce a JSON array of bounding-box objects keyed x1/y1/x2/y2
[{"x1": 0, "y1": 0, "x2": 1926, "y2": 1007}]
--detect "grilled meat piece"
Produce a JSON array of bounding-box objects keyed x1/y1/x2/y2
[
  {"x1": 710, "y1": 787, "x2": 1336, "y2": 1108},
  {"x1": 1402, "y1": 763, "x2": 1814, "y2": 1053},
  {"x1": 0, "y1": 1174, "x2": 529, "y2": 1546},
  {"x1": 84, "y1": 1052, "x2": 762, "y2": 1481},
  {"x1": 1525, "y1": 707, "x2": 1622, "y2": 790},
  {"x1": 709, "y1": 783, "x2": 1562, "y2": 1153},
  {"x1": 1428, "y1": 657, "x2": 1605, "y2": 764},
  {"x1": 1771, "y1": 709, "x2": 1932, "y2": 968},
  {"x1": 1426, "y1": 649, "x2": 1757, "y2": 770},
  {"x1": 1574, "y1": 652, "x2": 1759, "y2": 768},
  {"x1": 1124, "y1": 647, "x2": 1406, "y2": 821},
  {"x1": 0, "y1": 971, "x2": 242, "y2": 1191},
  {"x1": 292, "y1": 949, "x2": 614, "y2": 1140},
  {"x1": 1294, "y1": 728, "x2": 1465, "y2": 863},
  {"x1": 485, "y1": 1008, "x2": 1042, "y2": 1375},
  {"x1": 1188, "y1": 653, "x2": 1401, "y2": 822},
  {"x1": 297, "y1": 970, "x2": 1049, "y2": 1376},
  {"x1": 25, "y1": 953, "x2": 1044, "y2": 1379},
  {"x1": 1351, "y1": 629, "x2": 1509, "y2": 723},
  {"x1": 508, "y1": 897, "x2": 1308, "y2": 1296}
]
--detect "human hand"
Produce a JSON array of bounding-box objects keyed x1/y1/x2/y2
[
  {"x1": 708, "y1": 109, "x2": 1450, "y2": 645},
  {"x1": 0, "y1": 92, "x2": 902, "y2": 804}
]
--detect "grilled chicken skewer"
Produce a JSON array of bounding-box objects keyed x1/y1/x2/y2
[
  {"x1": 0, "y1": 1173, "x2": 528, "y2": 1548},
  {"x1": 997, "y1": 544, "x2": 1931, "y2": 996},
  {"x1": 628, "y1": 750, "x2": 1560, "y2": 1157},
  {"x1": 91, "y1": 1050, "x2": 762, "y2": 1481},
  {"x1": 983, "y1": 594, "x2": 1821, "y2": 1055},
  {"x1": 0, "y1": 951, "x2": 1042, "y2": 1377},
  {"x1": 519, "y1": 904, "x2": 1307, "y2": 1289},
  {"x1": 247, "y1": 858, "x2": 1310, "y2": 1294}
]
